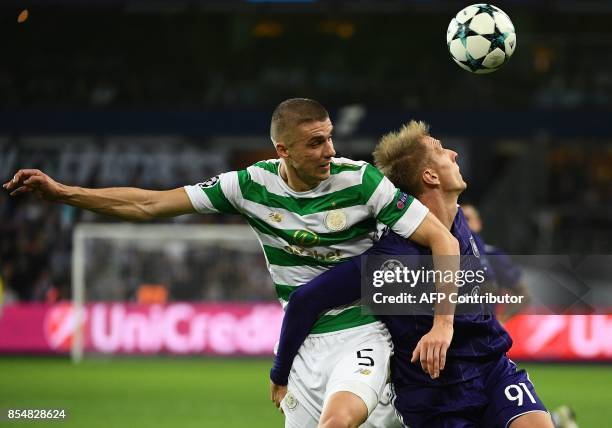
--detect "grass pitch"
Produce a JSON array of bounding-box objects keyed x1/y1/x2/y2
[{"x1": 1, "y1": 357, "x2": 610, "y2": 427}]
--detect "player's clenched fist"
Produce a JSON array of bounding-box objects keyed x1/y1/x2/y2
[
  {"x1": 2, "y1": 169, "x2": 63, "y2": 200},
  {"x1": 411, "y1": 318, "x2": 453, "y2": 379}
]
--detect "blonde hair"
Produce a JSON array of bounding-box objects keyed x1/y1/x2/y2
[{"x1": 373, "y1": 120, "x2": 431, "y2": 196}]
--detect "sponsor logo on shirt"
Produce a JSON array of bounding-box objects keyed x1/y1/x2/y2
[
  {"x1": 284, "y1": 245, "x2": 342, "y2": 262},
  {"x1": 291, "y1": 230, "x2": 320, "y2": 247}
]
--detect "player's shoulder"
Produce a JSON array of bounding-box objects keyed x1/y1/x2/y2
[
  {"x1": 330, "y1": 157, "x2": 366, "y2": 166},
  {"x1": 242, "y1": 159, "x2": 280, "y2": 184},
  {"x1": 484, "y1": 243, "x2": 505, "y2": 256},
  {"x1": 373, "y1": 229, "x2": 424, "y2": 255},
  {"x1": 330, "y1": 157, "x2": 368, "y2": 172},
  {"x1": 452, "y1": 208, "x2": 484, "y2": 257},
  {"x1": 248, "y1": 158, "x2": 280, "y2": 174},
  {"x1": 331, "y1": 157, "x2": 387, "y2": 188},
  {"x1": 324, "y1": 158, "x2": 374, "y2": 191},
  {"x1": 455, "y1": 204, "x2": 466, "y2": 220}
]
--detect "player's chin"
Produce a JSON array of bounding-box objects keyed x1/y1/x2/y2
[
  {"x1": 452, "y1": 180, "x2": 467, "y2": 193},
  {"x1": 315, "y1": 168, "x2": 331, "y2": 180}
]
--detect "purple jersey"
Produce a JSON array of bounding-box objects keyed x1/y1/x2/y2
[
  {"x1": 393, "y1": 354, "x2": 548, "y2": 428},
  {"x1": 271, "y1": 208, "x2": 548, "y2": 427},
  {"x1": 372, "y1": 209, "x2": 513, "y2": 388},
  {"x1": 471, "y1": 232, "x2": 523, "y2": 291},
  {"x1": 484, "y1": 240, "x2": 523, "y2": 290},
  {"x1": 270, "y1": 208, "x2": 512, "y2": 387}
]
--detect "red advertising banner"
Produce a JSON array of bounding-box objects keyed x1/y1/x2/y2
[
  {"x1": 505, "y1": 314, "x2": 612, "y2": 361},
  {"x1": 0, "y1": 303, "x2": 284, "y2": 355},
  {"x1": 1, "y1": 304, "x2": 611, "y2": 360}
]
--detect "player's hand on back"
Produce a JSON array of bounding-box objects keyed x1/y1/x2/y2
[
  {"x1": 270, "y1": 380, "x2": 287, "y2": 412},
  {"x1": 3, "y1": 169, "x2": 63, "y2": 200},
  {"x1": 411, "y1": 318, "x2": 453, "y2": 379}
]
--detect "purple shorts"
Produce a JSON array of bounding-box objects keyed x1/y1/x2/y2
[{"x1": 392, "y1": 355, "x2": 548, "y2": 428}]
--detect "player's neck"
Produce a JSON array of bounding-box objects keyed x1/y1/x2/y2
[
  {"x1": 279, "y1": 160, "x2": 320, "y2": 192},
  {"x1": 419, "y1": 191, "x2": 459, "y2": 230}
]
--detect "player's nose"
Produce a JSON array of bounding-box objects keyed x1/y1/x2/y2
[{"x1": 323, "y1": 138, "x2": 336, "y2": 158}]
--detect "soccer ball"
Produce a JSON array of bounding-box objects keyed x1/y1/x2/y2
[{"x1": 446, "y1": 4, "x2": 516, "y2": 74}]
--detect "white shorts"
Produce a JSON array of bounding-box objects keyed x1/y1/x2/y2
[
  {"x1": 281, "y1": 321, "x2": 402, "y2": 427},
  {"x1": 361, "y1": 383, "x2": 405, "y2": 428}
]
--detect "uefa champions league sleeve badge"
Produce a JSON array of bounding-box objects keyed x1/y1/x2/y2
[{"x1": 198, "y1": 175, "x2": 219, "y2": 189}]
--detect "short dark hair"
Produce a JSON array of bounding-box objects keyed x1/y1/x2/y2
[{"x1": 270, "y1": 98, "x2": 329, "y2": 146}]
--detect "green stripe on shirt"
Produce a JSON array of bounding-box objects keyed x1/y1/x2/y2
[
  {"x1": 311, "y1": 306, "x2": 377, "y2": 334},
  {"x1": 246, "y1": 215, "x2": 376, "y2": 246},
  {"x1": 253, "y1": 161, "x2": 279, "y2": 175},
  {"x1": 237, "y1": 170, "x2": 370, "y2": 216},
  {"x1": 361, "y1": 164, "x2": 386, "y2": 202},
  {"x1": 275, "y1": 283, "x2": 377, "y2": 334},
  {"x1": 330, "y1": 163, "x2": 363, "y2": 174},
  {"x1": 275, "y1": 283, "x2": 298, "y2": 301},
  {"x1": 263, "y1": 245, "x2": 347, "y2": 267},
  {"x1": 376, "y1": 190, "x2": 415, "y2": 228},
  {"x1": 200, "y1": 181, "x2": 240, "y2": 214}
]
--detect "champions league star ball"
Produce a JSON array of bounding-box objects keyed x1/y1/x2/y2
[{"x1": 446, "y1": 4, "x2": 516, "y2": 74}]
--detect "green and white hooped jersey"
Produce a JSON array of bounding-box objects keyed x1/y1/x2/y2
[{"x1": 184, "y1": 157, "x2": 428, "y2": 334}]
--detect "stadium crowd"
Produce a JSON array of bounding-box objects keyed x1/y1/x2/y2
[
  {"x1": 0, "y1": 142, "x2": 273, "y2": 304},
  {"x1": 1, "y1": 4, "x2": 611, "y2": 303},
  {"x1": 1, "y1": 139, "x2": 610, "y2": 303},
  {"x1": 1, "y1": 9, "x2": 612, "y2": 110}
]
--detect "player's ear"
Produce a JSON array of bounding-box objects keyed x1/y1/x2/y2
[
  {"x1": 275, "y1": 142, "x2": 290, "y2": 159},
  {"x1": 422, "y1": 168, "x2": 439, "y2": 186}
]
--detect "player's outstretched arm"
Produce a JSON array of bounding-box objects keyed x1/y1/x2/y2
[
  {"x1": 407, "y1": 212, "x2": 460, "y2": 379},
  {"x1": 269, "y1": 259, "x2": 361, "y2": 407},
  {"x1": 3, "y1": 169, "x2": 195, "y2": 221}
]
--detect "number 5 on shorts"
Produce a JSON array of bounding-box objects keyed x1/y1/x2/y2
[
  {"x1": 357, "y1": 349, "x2": 375, "y2": 367},
  {"x1": 504, "y1": 383, "x2": 536, "y2": 406}
]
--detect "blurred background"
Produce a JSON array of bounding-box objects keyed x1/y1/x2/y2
[{"x1": 0, "y1": 1, "x2": 610, "y2": 427}]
